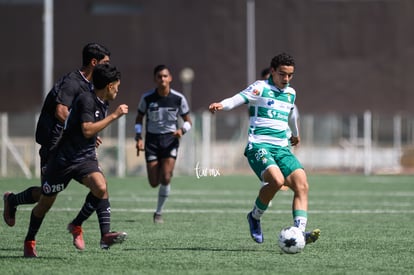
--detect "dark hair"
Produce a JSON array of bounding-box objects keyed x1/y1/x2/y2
[
  {"x1": 92, "y1": 63, "x2": 121, "y2": 90},
  {"x1": 82, "y1": 43, "x2": 111, "y2": 67},
  {"x1": 153, "y1": 64, "x2": 169, "y2": 77},
  {"x1": 260, "y1": 67, "x2": 270, "y2": 79},
  {"x1": 270, "y1": 53, "x2": 295, "y2": 70}
]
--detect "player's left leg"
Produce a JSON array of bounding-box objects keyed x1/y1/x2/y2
[
  {"x1": 67, "y1": 172, "x2": 109, "y2": 250},
  {"x1": 24, "y1": 194, "x2": 57, "y2": 257},
  {"x1": 286, "y1": 169, "x2": 308, "y2": 231},
  {"x1": 286, "y1": 168, "x2": 320, "y2": 244},
  {"x1": 153, "y1": 157, "x2": 175, "y2": 223},
  {"x1": 82, "y1": 171, "x2": 127, "y2": 249}
]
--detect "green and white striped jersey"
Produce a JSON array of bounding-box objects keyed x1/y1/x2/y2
[{"x1": 239, "y1": 78, "x2": 296, "y2": 147}]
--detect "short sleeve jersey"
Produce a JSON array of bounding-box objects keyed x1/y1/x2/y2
[
  {"x1": 57, "y1": 91, "x2": 108, "y2": 163},
  {"x1": 137, "y1": 88, "x2": 190, "y2": 134},
  {"x1": 35, "y1": 70, "x2": 92, "y2": 147},
  {"x1": 239, "y1": 78, "x2": 297, "y2": 147}
]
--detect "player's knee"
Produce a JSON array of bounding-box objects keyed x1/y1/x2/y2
[
  {"x1": 266, "y1": 179, "x2": 284, "y2": 192},
  {"x1": 292, "y1": 180, "x2": 308, "y2": 195},
  {"x1": 161, "y1": 176, "x2": 172, "y2": 185},
  {"x1": 149, "y1": 181, "x2": 159, "y2": 188},
  {"x1": 93, "y1": 186, "x2": 107, "y2": 198}
]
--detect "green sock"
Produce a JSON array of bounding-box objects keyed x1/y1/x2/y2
[{"x1": 252, "y1": 197, "x2": 268, "y2": 220}]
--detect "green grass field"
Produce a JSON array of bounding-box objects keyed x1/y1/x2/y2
[{"x1": 1, "y1": 174, "x2": 413, "y2": 274}]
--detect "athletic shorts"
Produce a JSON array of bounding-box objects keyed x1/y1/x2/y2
[
  {"x1": 244, "y1": 142, "x2": 303, "y2": 181},
  {"x1": 145, "y1": 132, "x2": 179, "y2": 162},
  {"x1": 41, "y1": 158, "x2": 102, "y2": 196}
]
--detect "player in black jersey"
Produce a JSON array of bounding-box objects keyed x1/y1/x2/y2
[
  {"x1": 23, "y1": 63, "x2": 128, "y2": 257},
  {"x1": 3, "y1": 43, "x2": 110, "y2": 228},
  {"x1": 135, "y1": 65, "x2": 192, "y2": 224}
]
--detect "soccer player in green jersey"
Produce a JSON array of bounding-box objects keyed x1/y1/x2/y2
[{"x1": 209, "y1": 53, "x2": 320, "y2": 245}]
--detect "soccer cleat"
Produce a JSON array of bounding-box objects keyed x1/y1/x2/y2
[
  {"x1": 100, "y1": 231, "x2": 127, "y2": 249},
  {"x1": 153, "y1": 212, "x2": 164, "y2": 224},
  {"x1": 24, "y1": 240, "x2": 37, "y2": 258},
  {"x1": 3, "y1": 192, "x2": 17, "y2": 227},
  {"x1": 304, "y1": 228, "x2": 321, "y2": 244},
  {"x1": 67, "y1": 223, "x2": 85, "y2": 250},
  {"x1": 247, "y1": 212, "x2": 263, "y2": 243}
]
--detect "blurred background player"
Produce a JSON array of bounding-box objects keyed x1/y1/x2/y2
[
  {"x1": 23, "y1": 63, "x2": 128, "y2": 257},
  {"x1": 135, "y1": 64, "x2": 192, "y2": 224},
  {"x1": 209, "y1": 53, "x2": 320, "y2": 245},
  {"x1": 3, "y1": 43, "x2": 110, "y2": 228}
]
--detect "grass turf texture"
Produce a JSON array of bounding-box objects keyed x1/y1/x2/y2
[{"x1": 0, "y1": 174, "x2": 413, "y2": 274}]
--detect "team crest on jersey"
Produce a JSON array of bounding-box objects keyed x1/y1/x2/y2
[
  {"x1": 268, "y1": 91, "x2": 274, "y2": 97},
  {"x1": 43, "y1": 182, "x2": 52, "y2": 194},
  {"x1": 287, "y1": 93, "x2": 292, "y2": 102}
]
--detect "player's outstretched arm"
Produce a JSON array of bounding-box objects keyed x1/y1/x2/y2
[
  {"x1": 208, "y1": 103, "x2": 223, "y2": 114},
  {"x1": 209, "y1": 94, "x2": 245, "y2": 113},
  {"x1": 82, "y1": 104, "x2": 128, "y2": 138}
]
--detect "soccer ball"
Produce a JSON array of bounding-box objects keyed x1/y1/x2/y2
[{"x1": 278, "y1": 226, "x2": 306, "y2": 254}]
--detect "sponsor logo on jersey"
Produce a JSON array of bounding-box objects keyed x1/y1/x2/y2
[{"x1": 149, "y1": 102, "x2": 159, "y2": 111}]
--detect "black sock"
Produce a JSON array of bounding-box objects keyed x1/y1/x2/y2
[
  {"x1": 96, "y1": 199, "x2": 111, "y2": 236},
  {"x1": 25, "y1": 210, "x2": 44, "y2": 241},
  {"x1": 11, "y1": 187, "x2": 39, "y2": 206},
  {"x1": 71, "y1": 192, "x2": 100, "y2": 226}
]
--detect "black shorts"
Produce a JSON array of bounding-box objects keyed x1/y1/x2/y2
[
  {"x1": 41, "y1": 158, "x2": 102, "y2": 196},
  {"x1": 145, "y1": 132, "x2": 179, "y2": 162}
]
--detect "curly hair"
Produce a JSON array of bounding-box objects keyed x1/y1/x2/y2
[{"x1": 270, "y1": 53, "x2": 295, "y2": 69}]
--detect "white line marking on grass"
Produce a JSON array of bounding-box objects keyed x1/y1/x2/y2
[
  {"x1": 107, "y1": 197, "x2": 414, "y2": 207},
  {"x1": 8, "y1": 207, "x2": 414, "y2": 214}
]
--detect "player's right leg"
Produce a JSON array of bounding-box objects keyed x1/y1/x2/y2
[
  {"x1": 305, "y1": 229, "x2": 321, "y2": 244},
  {"x1": 146, "y1": 160, "x2": 163, "y2": 223},
  {"x1": 244, "y1": 144, "x2": 284, "y2": 243}
]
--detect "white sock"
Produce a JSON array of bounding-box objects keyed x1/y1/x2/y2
[
  {"x1": 293, "y1": 216, "x2": 307, "y2": 232},
  {"x1": 155, "y1": 184, "x2": 170, "y2": 214},
  {"x1": 252, "y1": 206, "x2": 265, "y2": 220}
]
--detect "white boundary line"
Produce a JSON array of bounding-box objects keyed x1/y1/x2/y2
[{"x1": 8, "y1": 207, "x2": 414, "y2": 214}]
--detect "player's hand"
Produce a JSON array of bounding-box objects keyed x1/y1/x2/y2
[
  {"x1": 172, "y1": 129, "x2": 184, "y2": 138},
  {"x1": 208, "y1": 103, "x2": 223, "y2": 114},
  {"x1": 290, "y1": 136, "x2": 300, "y2": 146},
  {"x1": 136, "y1": 139, "x2": 144, "y2": 156},
  {"x1": 115, "y1": 104, "x2": 129, "y2": 118},
  {"x1": 95, "y1": 136, "x2": 103, "y2": 148}
]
